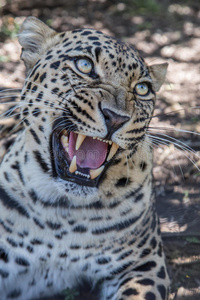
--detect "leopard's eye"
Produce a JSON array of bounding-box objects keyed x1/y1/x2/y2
[
  {"x1": 135, "y1": 82, "x2": 149, "y2": 96},
  {"x1": 76, "y1": 58, "x2": 93, "y2": 74}
]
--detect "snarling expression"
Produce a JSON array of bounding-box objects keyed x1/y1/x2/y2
[{"x1": 19, "y1": 21, "x2": 167, "y2": 188}]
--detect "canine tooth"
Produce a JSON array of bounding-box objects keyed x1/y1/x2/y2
[
  {"x1": 69, "y1": 156, "x2": 77, "y2": 173},
  {"x1": 90, "y1": 165, "x2": 105, "y2": 180},
  {"x1": 61, "y1": 135, "x2": 69, "y2": 150},
  {"x1": 61, "y1": 135, "x2": 68, "y2": 145},
  {"x1": 107, "y1": 142, "x2": 119, "y2": 161},
  {"x1": 76, "y1": 134, "x2": 86, "y2": 150},
  {"x1": 109, "y1": 141, "x2": 112, "y2": 145}
]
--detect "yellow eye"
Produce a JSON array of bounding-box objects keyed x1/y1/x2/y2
[
  {"x1": 135, "y1": 82, "x2": 149, "y2": 96},
  {"x1": 76, "y1": 58, "x2": 93, "y2": 74}
]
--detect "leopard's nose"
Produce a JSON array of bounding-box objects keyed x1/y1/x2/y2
[{"x1": 102, "y1": 108, "x2": 130, "y2": 138}]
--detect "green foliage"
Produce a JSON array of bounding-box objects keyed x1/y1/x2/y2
[
  {"x1": 0, "y1": 55, "x2": 10, "y2": 62},
  {"x1": 183, "y1": 190, "x2": 189, "y2": 202},
  {"x1": 133, "y1": 0, "x2": 161, "y2": 14},
  {"x1": 190, "y1": 116, "x2": 199, "y2": 124},
  {"x1": 46, "y1": 19, "x2": 53, "y2": 27},
  {"x1": 1, "y1": 17, "x2": 20, "y2": 39},
  {"x1": 124, "y1": 0, "x2": 161, "y2": 15},
  {"x1": 185, "y1": 237, "x2": 200, "y2": 244},
  {"x1": 62, "y1": 287, "x2": 80, "y2": 300},
  {"x1": 137, "y1": 21, "x2": 153, "y2": 30}
]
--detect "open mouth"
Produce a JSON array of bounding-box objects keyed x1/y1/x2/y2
[{"x1": 51, "y1": 127, "x2": 119, "y2": 187}]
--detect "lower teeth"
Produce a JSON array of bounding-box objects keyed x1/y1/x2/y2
[
  {"x1": 60, "y1": 131, "x2": 119, "y2": 181},
  {"x1": 75, "y1": 170, "x2": 90, "y2": 179}
]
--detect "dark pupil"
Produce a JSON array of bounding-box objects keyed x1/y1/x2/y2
[{"x1": 82, "y1": 60, "x2": 90, "y2": 69}]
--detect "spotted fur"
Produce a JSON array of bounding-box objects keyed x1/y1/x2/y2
[{"x1": 0, "y1": 17, "x2": 169, "y2": 300}]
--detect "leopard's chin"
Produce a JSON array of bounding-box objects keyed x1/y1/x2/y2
[{"x1": 51, "y1": 122, "x2": 119, "y2": 187}]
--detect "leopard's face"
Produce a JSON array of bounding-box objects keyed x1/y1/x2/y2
[{"x1": 19, "y1": 17, "x2": 167, "y2": 195}]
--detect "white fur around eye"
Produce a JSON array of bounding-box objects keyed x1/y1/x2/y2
[{"x1": 76, "y1": 58, "x2": 92, "y2": 74}]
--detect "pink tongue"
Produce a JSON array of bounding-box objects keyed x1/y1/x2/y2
[{"x1": 68, "y1": 132, "x2": 108, "y2": 169}]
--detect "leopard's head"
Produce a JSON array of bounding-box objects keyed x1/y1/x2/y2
[{"x1": 18, "y1": 17, "x2": 167, "y2": 197}]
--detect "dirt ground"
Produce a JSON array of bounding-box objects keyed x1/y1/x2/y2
[{"x1": 0, "y1": 0, "x2": 200, "y2": 299}]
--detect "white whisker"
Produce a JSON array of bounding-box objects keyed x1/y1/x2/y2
[
  {"x1": 147, "y1": 131, "x2": 199, "y2": 158},
  {"x1": 148, "y1": 106, "x2": 200, "y2": 121},
  {"x1": 147, "y1": 136, "x2": 184, "y2": 179},
  {"x1": 148, "y1": 126, "x2": 200, "y2": 137},
  {"x1": 147, "y1": 134, "x2": 200, "y2": 172}
]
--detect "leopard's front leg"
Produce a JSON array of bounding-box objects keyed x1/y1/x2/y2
[{"x1": 101, "y1": 257, "x2": 169, "y2": 300}]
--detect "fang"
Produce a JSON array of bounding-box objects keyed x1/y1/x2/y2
[
  {"x1": 107, "y1": 142, "x2": 119, "y2": 161},
  {"x1": 76, "y1": 133, "x2": 86, "y2": 150},
  {"x1": 90, "y1": 165, "x2": 105, "y2": 180},
  {"x1": 61, "y1": 135, "x2": 69, "y2": 151},
  {"x1": 69, "y1": 156, "x2": 77, "y2": 173}
]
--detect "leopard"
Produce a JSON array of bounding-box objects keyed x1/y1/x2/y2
[{"x1": 0, "y1": 16, "x2": 170, "y2": 300}]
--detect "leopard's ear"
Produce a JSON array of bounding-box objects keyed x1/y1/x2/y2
[
  {"x1": 18, "y1": 17, "x2": 57, "y2": 73},
  {"x1": 149, "y1": 63, "x2": 168, "y2": 92}
]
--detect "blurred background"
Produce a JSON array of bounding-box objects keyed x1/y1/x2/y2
[{"x1": 0, "y1": 0, "x2": 200, "y2": 299}]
